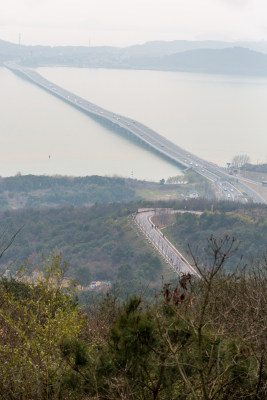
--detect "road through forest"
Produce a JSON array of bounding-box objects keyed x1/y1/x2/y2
[{"x1": 134, "y1": 208, "x2": 201, "y2": 278}]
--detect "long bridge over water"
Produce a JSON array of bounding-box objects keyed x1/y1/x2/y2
[{"x1": 5, "y1": 62, "x2": 266, "y2": 205}]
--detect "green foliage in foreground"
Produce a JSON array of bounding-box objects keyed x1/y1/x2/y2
[
  {"x1": 0, "y1": 254, "x2": 85, "y2": 399},
  {"x1": 0, "y1": 238, "x2": 266, "y2": 399}
]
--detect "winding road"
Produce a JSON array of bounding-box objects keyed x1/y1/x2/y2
[{"x1": 134, "y1": 208, "x2": 201, "y2": 278}]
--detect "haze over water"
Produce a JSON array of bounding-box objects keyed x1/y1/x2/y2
[
  {"x1": 0, "y1": 67, "x2": 181, "y2": 180},
  {"x1": 39, "y1": 67, "x2": 267, "y2": 166},
  {"x1": 1, "y1": 66, "x2": 267, "y2": 179}
]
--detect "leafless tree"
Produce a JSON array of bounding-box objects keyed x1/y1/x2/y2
[{"x1": 231, "y1": 154, "x2": 250, "y2": 169}]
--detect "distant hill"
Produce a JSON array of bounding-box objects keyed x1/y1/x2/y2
[
  {"x1": 241, "y1": 163, "x2": 267, "y2": 173},
  {"x1": 1, "y1": 39, "x2": 267, "y2": 75},
  {"x1": 0, "y1": 175, "x2": 137, "y2": 209},
  {"x1": 124, "y1": 40, "x2": 267, "y2": 57},
  {"x1": 147, "y1": 47, "x2": 267, "y2": 75},
  {"x1": 0, "y1": 173, "x2": 209, "y2": 210}
]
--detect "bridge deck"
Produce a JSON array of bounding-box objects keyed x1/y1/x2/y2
[{"x1": 5, "y1": 62, "x2": 266, "y2": 204}]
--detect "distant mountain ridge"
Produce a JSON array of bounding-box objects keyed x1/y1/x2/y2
[
  {"x1": 145, "y1": 47, "x2": 267, "y2": 75},
  {"x1": 1, "y1": 39, "x2": 267, "y2": 75},
  {"x1": 125, "y1": 40, "x2": 267, "y2": 56}
]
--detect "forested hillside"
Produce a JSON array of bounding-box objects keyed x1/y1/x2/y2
[
  {"x1": 0, "y1": 175, "x2": 137, "y2": 208},
  {"x1": 162, "y1": 209, "x2": 267, "y2": 271},
  {"x1": 0, "y1": 203, "x2": 165, "y2": 287},
  {"x1": 0, "y1": 173, "x2": 211, "y2": 209},
  {"x1": 1, "y1": 198, "x2": 267, "y2": 287}
]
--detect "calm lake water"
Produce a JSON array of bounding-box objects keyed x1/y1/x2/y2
[{"x1": 1, "y1": 66, "x2": 267, "y2": 180}]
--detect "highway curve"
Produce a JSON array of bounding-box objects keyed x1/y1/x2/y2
[{"x1": 134, "y1": 208, "x2": 201, "y2": 278}]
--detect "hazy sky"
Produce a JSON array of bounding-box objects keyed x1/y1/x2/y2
[{"x1": 1, "y1": 0, "x2": 267, "y2": 47}]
